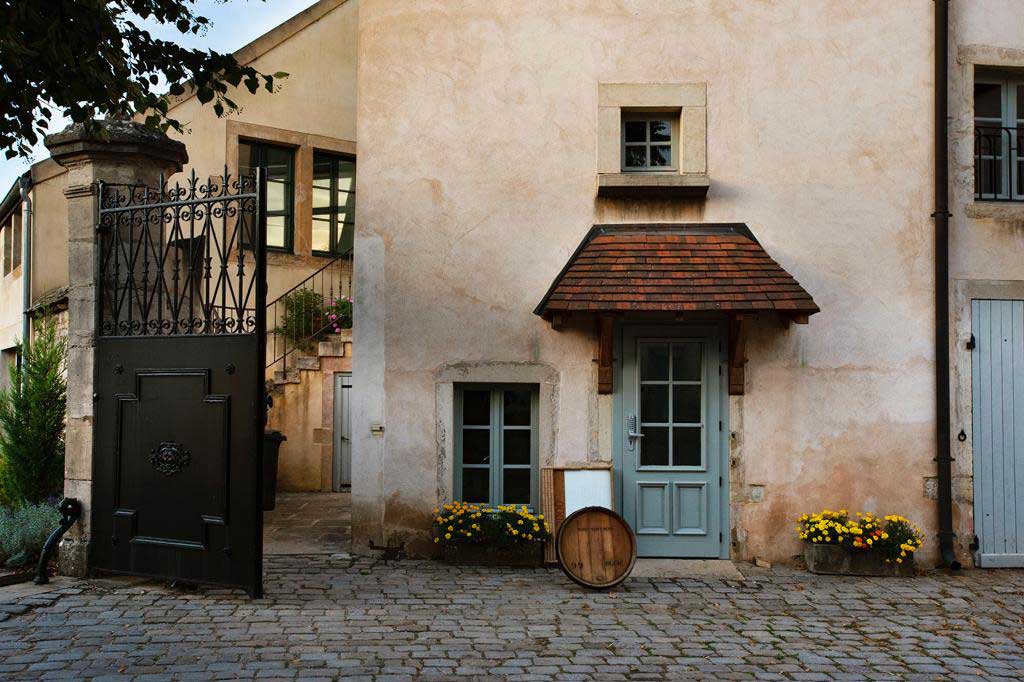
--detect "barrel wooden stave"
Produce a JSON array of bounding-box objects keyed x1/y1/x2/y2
[{"x1": 556, "y1": 506, "x2": 636, "y2": 589}]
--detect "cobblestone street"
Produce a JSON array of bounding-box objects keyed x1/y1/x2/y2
[{"x1": 0, "y1": 558, "x2": 1022, "y2": 681}]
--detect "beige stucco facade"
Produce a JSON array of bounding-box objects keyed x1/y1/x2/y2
[{"x1": 352, "y1": 0, "x2": 948, "y2": 563}]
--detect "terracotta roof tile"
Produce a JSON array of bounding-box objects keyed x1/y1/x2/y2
[{"x1": 534, "y1": 224, "x2": 819, "y2": 318}]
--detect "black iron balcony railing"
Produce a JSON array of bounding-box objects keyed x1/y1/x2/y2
[
  {"x1": 975, "y1": 125, "x2": 1024, "y2": 201},
  {"x1": 266, "y1": 254, "x2": 352, "y2": 371}
]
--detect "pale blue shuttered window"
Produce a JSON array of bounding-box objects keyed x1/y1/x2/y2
[{"x1": 454, "y1": 385, "x2": 539, "y2": 508}]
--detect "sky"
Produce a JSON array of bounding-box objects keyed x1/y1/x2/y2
[{"x1": 0, "y1": 0, "x2": 320, "y2": 192}]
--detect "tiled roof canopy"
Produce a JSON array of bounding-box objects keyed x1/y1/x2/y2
[{"x1": 534, "y1": 223, "x2": 819, "y2": 320}]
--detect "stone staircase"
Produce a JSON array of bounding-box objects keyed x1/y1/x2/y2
[{"x1": 270, "y1": 330, "x2": 352, "y2": 390}]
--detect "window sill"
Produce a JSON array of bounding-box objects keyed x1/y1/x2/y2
[
  {"x1": 597, "y1": 173, "x2": 709, "y2": 199},
  {"x1": 966, "y1": 201, "x2": 1024, "y2": 220}
]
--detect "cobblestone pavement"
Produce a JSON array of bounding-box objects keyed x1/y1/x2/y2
[{"x1": 0, "y1": 556, "x2": 1022, "y2": 681}]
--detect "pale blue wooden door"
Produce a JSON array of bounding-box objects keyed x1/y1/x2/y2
[
  {"x1": 620, "y1": 325, "x2": 726, "y2": 558},
  {"x1": 972, "y1": 299, "x2": 1024, "y2": 567}
]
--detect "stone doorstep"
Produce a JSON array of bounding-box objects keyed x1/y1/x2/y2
[{"x1": 630, "y1": 559, "x2": 745, "y2": 580}]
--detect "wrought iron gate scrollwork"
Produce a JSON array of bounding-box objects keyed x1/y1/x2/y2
[{"x1": 97, "y1": 169, "x2": 261, "y2": 338}]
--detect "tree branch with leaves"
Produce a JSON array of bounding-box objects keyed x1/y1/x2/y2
[{"x1": 0, "y1": 0, "x2": 286, "y2": 158}]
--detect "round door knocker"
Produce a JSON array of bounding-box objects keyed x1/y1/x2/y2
[
  {"x1": 225, "y1": 363, "x2": 236, "y2": 375},
  {"x1": 957, "y1": 429, "x2": 967, "y2": 442}
]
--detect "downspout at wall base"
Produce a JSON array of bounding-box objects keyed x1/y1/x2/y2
[
  {"x1": 18, "y1": 174, "x2": 32, "y2": 356},
  {"x1": 934, "y1": 0, "x2": 960, "y2": 570}
]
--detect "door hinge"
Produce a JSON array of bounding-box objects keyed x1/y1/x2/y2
[
  {"x1": 719, "y1": 532, "x2": 723, "y2": 542},
  {"x1": 718, "y1": 420, "x2": 722, "y2": 432},
  {"x1": 966, "y1": 333, "x2": 975, "y2": 350},
  {"x1": 719, "y1": 476, "x2": 723, "y2": 487}
]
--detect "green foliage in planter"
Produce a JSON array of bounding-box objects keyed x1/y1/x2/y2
[
  {"x1": 432, "y1": 501, "x2": 551, "y2": 548},
  {"x1": 796, "y1": 509, "x2": 924, "y2": 565},
  {"x1": 273, "y1": 288, "x2": 325, "y2": 352},
  {"x1": 0, "y1": 316, "x2": 66, "y2": 506},
  {"x1": 325, "y1": 295, "x2": 353, "y2": 332},
  {"x1": 0, "y1": 501, "x2": 59, "y2": 567}
]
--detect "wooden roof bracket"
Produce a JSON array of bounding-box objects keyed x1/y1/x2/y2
[
  {"x1": 728, "y1": 314, "x2": 750, "y2": 396},
  {"x1": 597, "y1": 315, "x2": 614, "y2": 394}
]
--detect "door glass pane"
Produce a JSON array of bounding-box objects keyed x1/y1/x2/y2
[
  {"x1": 623, "y1": 121, "x2": 646, "y2": 143},
  {"x1": 462, "y1": 468, "x2": 489, "y2": 503},
  {"x1": 462, "y1": 429, "x2": 490, "y2": 464},
  {"x1": 462, "y1": 389, "x2": 490, "y2": 425},
  {"x1": 503, "y1": 430, "x2": 530, "y2": 465},
  {"x1": 312, "y1": 215, "x2": 331, "y2": 252},
  {"x1": 503, "y1": 469, "x2": 530, "y2": 504},
  {"x1": 649, "y1": 120, "x2": 671, "y2": 142},
  {"x1": 974, "y1": 82, "x2": 1002, "y2": 119},
  {"x1": 503, "y1": 388, "x2": 531, "y2": 426},
  {"x1": 672, "y1": 343, "x2": 702, "y2": 381},
  {"x1": 672, "y1": 385, "x2": 701, "y2": 424},
  {"x1": 640, "y1": 343, "x2": 669, "y2": 381},
  {"x1": 640, "y1": 426, "x2": 669, "y2": 466},
  {"x1": 672, "y1": 427, "x2": 701, "y2": 466},
  {"x1": 641, "y1": 385, "x2": 669, "y2": 423}
]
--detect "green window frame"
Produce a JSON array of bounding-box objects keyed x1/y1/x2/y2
[
  {"x1": 239, "y1": 140, "x2": 294, "y2": 251},
  {"x1": 454, "y1": 384, "x2": 539, "y2": 508},
  {"x1": 312, "y1": 151, "x2": 355, "y2": 257}
]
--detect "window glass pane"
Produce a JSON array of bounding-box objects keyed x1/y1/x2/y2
[
  {"x1": 640, "y1": 385, "x2": 669, "y2": 423},
  {"x1": 312, "y1": 185, "x2": 331, "y2": 210},
  {"x1": 672, "y1": 427, "x2": 701, "y2": 466},
  {"x1": 312, "y1": 215, "x2": 331, "y2": 252},
  {"x1": 11, "y1": 215, "x2": 20, "y2": 270},
  {"x1": 266, "y1": 215, "x2": 286, "y2": 249},
  {"x1": 650, "y1": 145, "x2": 672, "y2": 167},
  {"x1": 640, "y1": 426, "x2": 669, "y2": 466},
  {"x1": 336, "y1": 159, "x2": 356, "y2": 193},
  {"x1": 263, "y1": 146, "x2": 292, "y2": 180},
  {"x1": 503, "y1": 388, "x2": 531, "y2": 426},
  {"x1": 974, "y1": 82, "x2": 1002, "y2": 119},
  {"x1": 1018, "y1": 85, "x2": 1024, "y2": 121},
  {"x1": 624, "y1": 145, "x2": 647, "y2": 168},
  {"x1": 267, "y1": 179, "x2": 287, "y2": 213},
  {"x1": 649, "y1": 120, "x2": 671, "y2": 142},
  {"x1": 462, "y1": 468, "x2": 489, "y2": 503},
  {"x1": 462, "y1": 389, "x2": 490, "y2": 425},
  {"x1": 640, "y1": 343, "x2": 669, "y2": 381},
  {"x1": 976, "y1": 127, "x2": 1003, "y2": 158},
  {"x1": 977, "y1": 158, "x2": 1003, "y2": 197},
  {"x1": 672, "y1": 385, "x2": 701, "y2": 424},
  {"x1": 672, "y1": 343, "x2": 702, "y2": 381},
  {"x1": 337, "y1": 223, "x2": 354, "y2": 255},
  {"x1": 624, "y1": 121, "x2": 646, "y2": 143},
  {"x1": 462, "y1": 429, "x2": 490, "y2": 465},
  {"x1": 503, "y1": 469, "x2": 530, "y2": 505},
  {"x1": 503, "y1": 430, "x2": 530, "y2": 465}
]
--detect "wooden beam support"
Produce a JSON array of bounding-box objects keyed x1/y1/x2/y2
[
  {"x1": 728, "y1": 315, "x2": 750, "y2": 396},
  {"x1": 597, "y1": 316, "x2": 614, "y2": 394},
  {"x1": 791, "y1": 313, "x2": 809, "y2": 325}
]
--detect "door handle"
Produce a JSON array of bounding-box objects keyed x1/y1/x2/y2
[{"x1": 627, "y1": 414, "x2": 644, "y2": 451}]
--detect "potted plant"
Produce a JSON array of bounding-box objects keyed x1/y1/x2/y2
[
  {"x1": 432, "y1": 501, "x2": 551, "y2": 567},
  {"x1": 797, "y1": 509, "x2": 923, "y2": 577}
]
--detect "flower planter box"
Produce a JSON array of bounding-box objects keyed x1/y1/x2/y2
[
  {"x1": 441, "y1": 542, "x2": 544, "y2": 567},
  {"x1": 804, "y1": 543, "x2": 914, "y2": 577}
]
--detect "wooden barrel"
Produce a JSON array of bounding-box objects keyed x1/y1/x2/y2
[{"x1": 556, "y1": 506, "x2": 637, "y2": 589}]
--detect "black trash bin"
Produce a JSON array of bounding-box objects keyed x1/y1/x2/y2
[{"x1": 263, "y1": 430, "x2": 287, "y2": 511}]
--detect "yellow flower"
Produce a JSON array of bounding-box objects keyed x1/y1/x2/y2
[
  {"x1": 538, "y1": 514, "x2": 544, "y2": 520},
  {"x1": 434, "y1": 537, "x2": 440, "y2": 543},
  {"x1": 444, "y1": 533, "x2": 451, "y2": 540},
  {"x1": 518, "y1": 519, "x2": 524, "y2": 525},
  {"x1": 447, "y1": 526, "x2": 454, "y2": 532}
]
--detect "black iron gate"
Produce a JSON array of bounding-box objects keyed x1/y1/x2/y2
[{"x1": 91, "y1": 170, "x2": 267, "y2": 596}]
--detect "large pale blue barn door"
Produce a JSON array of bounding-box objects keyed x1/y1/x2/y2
[{"x1": 971, "y1": 299, "x2": 1024, "y2": 568}]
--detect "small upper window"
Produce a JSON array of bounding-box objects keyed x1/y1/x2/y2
[
  {"x1": 622, "y1": 114, "x2": 676, "y2": 172},
  {"x1": 239, "y1": 140, "x2": 295, "y2": 250},
  {"x1": 2, "y1": 210, "x2": 21, "y2": 276},
  {"x1": 974, "y1": 71, "x2": 1024, "y2": 201}
]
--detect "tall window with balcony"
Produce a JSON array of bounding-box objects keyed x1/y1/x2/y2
[
  {"x1": 975, "y1": 73, "x2": 1024, "y2": 201},
  {"x1": 239, "y1": 141, "x2": 294, "y2": 250},
  {"x1": 312, "y1": 152, "x2": 355, "y2": 257}
]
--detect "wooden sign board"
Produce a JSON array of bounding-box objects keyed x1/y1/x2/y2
[{"x1": 540, "y1": 464, "x2": 614, "y2": 564}]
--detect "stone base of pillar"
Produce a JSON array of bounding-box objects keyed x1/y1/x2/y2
[{"x1": 58, "y1": 538, "x2": 90, "y2": 578}]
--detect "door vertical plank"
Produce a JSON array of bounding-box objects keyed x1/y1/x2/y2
[
  {"x1": 1013, "y1": 301, "x2": 1024, "y2": 554},
  {"x1": 979, "y1": 300, "x2": 994, "y2": 556}
]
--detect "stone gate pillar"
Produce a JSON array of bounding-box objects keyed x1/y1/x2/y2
[{"x1": 44, "y1": 121, "x2": 187, "y2": 576}]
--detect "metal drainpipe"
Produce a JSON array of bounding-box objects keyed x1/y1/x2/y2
[
  {"x1": 18, "y1": 173, "x2": 32, "y2": 357},
  {"x1": 934, "y1": 0, "x2": 960, "y2": 570}
]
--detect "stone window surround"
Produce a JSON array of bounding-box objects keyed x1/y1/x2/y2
[
  {"x1": 597, "y1": 82, "x2": 707, "y2": 176},
  {"x1": 224, "y1": 120, "x2": 356, "y2": 264},
  {"x1": 434, "y1": 362, "x2": 559, "y2": 505},
  {"x1": 956, "y1": 45, "x2": 1024, "y2": 220}
]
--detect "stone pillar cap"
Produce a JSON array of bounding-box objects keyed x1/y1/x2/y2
[{"x1": 44, "y1": 119, "x2": 188, "y2": 170}]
